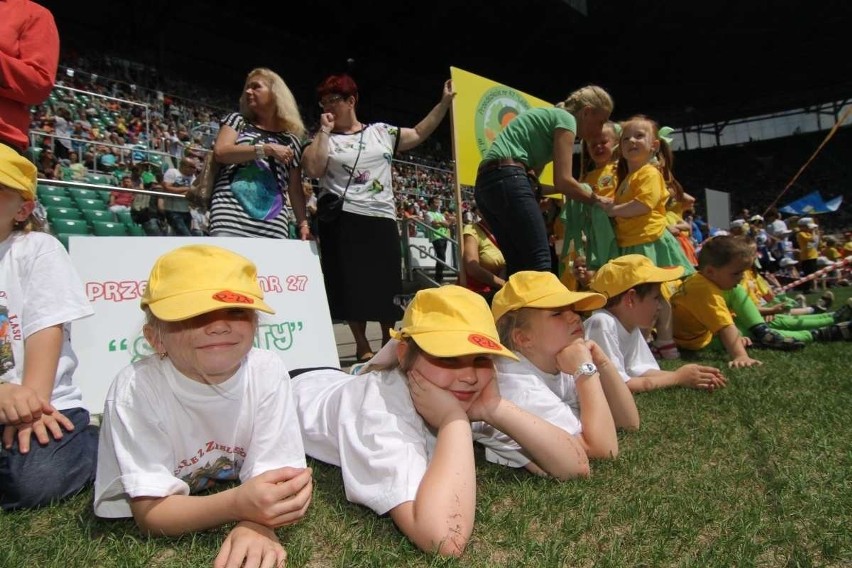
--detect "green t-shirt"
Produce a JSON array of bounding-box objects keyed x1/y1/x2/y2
[
  {"x1": 484, "y1": 107, "x2": 576, "y2": 171},
  {"x1": 426, "y1": 210, "x2": 450, "y2": 240}
]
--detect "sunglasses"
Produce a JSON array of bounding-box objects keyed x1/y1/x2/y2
[{"x1": 318, "y1": 95, "x2": 345, "y2": 108}]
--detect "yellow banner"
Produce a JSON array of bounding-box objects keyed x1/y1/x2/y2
[{"x1": 450, "y1": 66, "x2": 556, "y2": 188}]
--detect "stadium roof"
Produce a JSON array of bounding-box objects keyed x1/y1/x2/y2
[{"x1": 45, "y1": 0, "x2": 848, "y2": 130}]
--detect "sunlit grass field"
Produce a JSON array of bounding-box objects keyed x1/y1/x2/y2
[{"x1": 2, "y1": 289, "x2": 850, "y2": 567}]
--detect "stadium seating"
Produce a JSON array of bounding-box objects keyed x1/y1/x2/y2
[
  {"x1": 36, "y1": 185, "x2": 68, "y2": 199},
  {"x1": 124, "y1": 221, "x2": 146, "y2": 236},
  {"x1": 91, "y1": 221, "x2": 129, "y2": 236},
  {"x1": 68, "y1": 187, "x2": 106, "y2": 202},
  {"x1": 46, "y1": 206, "x2": 84, "y2": 223},
  {"x1": 74, "y1": 198, "x2": 108, "y2": 211},
  {"x1": 50, "y1": 219, "x2": 91, "y2": 235},
  {"x1": 39, "y1": 195, "x2": 76, "y2": 209},
  {"x1": 82, "y1": 209, "x2": 115, "y2": 224}
]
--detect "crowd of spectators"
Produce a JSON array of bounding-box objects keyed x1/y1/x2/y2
[{"x1": 26, "y1": 54, "x2": 851, "y2": 246}]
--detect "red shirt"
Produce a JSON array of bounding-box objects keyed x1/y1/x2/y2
[{"x1": 0, "y1": 0, "x2": 59, "y2": 151}]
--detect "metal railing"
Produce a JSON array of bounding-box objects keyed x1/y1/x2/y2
[{"x1": 399, "y1": 217, "x2": 459, "y2": 286}]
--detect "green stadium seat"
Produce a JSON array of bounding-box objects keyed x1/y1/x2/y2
[
  {"x1": 39, "y1": 195, "x2": 75, "y2": 209},
  {"x1": 82, "y1": 209, "x2": 115, "y2": 224},
  {"x1": 55, "y1": 233, "x2": 70, "y2": 250},
  {"x1": 68, "y1": 187, "x2": 100, "y2": 201},
  {"x1": 124, "y1": 222, "x2": 146, "y2": 236},
  {"x1": 37, "y1": 185, "x2": 69, "y2": 199},
  {"x1": 50, "y1": 219, "x2": 90, "y2": 235},
  {"x1": 84, "y1": 173, "x2": 113, "y2": 186},
  {"x1": 113, "y1": 209, "x2": 133, "y2": 225},
  {"x1": 46, "y1": 206, "x2": 84, "y2": 223},
  {"x1": 91, "y1": 221, "x2": 128, "y2": 236},
  {"x1": 74, "y1": 198, "x2": 108, "y2": 211}
]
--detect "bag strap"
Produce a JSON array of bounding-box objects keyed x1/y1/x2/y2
[{"x1": 339, "y1": 126, "x2": 366, "y2": 202}]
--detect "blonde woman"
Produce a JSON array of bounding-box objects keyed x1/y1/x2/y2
[
  {"x1": 209, "y1": 67, "x2": 311, "y2": 239},
  {"x1": 473, "y1": 85, "x2": 614, "y2": 276}
]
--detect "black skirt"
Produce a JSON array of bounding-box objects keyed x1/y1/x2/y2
[{"x1": 318, "y1": 210, "x2": 403, "y2": 322}]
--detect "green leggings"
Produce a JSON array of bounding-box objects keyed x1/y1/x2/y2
[{"x1": 721, "y1": 285, "x2": 834, "y2": 343}]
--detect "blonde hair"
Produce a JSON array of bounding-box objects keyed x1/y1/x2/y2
[
  {"x1": 495, "y1": 308, "x2": 536, "y2": 352},
  {"x1": 559, "y1": 85, "x2": 614, "y2": 115},
  {"x1": 579, "y1": 120, "x2": 620, "y2": 180},
  {"x1": 239, "y1": 68, "x2": 306, "y2": 139},
  {"x1": 616, "y1": 114, "x2": 658, "y2": 183}
]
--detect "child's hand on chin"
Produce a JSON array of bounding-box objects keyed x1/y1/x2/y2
[
  {"x1": 408, "y1": 368, "x2": 467, "y2": 429},
  {"x1": 555, "y1": 339, "x2": 594, "y2": 375},
  {"x1": 466, "y1": 371, "x2": 501, "y2": 423}
]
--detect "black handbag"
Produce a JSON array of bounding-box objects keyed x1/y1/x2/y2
[{"x1": 316, "y1": 128, "x2": 364, "y2": 224}]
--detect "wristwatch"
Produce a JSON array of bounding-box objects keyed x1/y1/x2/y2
[{"x1": 574, "y1": 362, "x2": 598, "y2": 378}]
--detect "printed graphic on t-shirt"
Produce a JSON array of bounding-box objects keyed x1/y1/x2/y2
[
  {"x1": 175, "y1": 440, "x2": 247, "y2": 492},
  {"x1": 0, "y1": 300, "x2": 15, "y2": 377},
  {"x1": 231, "y1": 159, "x2": 282, "y2": 220}
]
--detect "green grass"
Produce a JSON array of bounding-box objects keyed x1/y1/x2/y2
[{"x1": 2, "y1": 288, "x2": 851, "y2": 567}]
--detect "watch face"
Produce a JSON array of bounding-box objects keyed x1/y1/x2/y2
[{"x1": 577, "y1": 362, "x2": 597, "y2": 376}]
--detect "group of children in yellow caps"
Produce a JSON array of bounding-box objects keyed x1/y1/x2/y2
[{"x1": 2, "y1": 143, "x2": 852, "y2": 566}]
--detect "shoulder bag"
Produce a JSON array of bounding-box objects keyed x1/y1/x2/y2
[{"x1": 316, "y1": 127, "x2": 365, "y2": 224}]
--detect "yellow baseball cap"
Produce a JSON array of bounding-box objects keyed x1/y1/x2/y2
[
  {"x1": 141, "y1": 245, "x2": 275, "y2": 321},
  {"x1": 0, "y1": 145, "x2": 37, "y2": 201},
  {"x1": 590, "y1": 254, "x2": 684, "y2": 299},
  {"x1": 491, "y1": 271, "x2": 606, "y2": 322},
  {"x1": 390, "y1": 285, "x2": 517, "y2": 360}
]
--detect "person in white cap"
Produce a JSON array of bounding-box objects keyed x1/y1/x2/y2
[
  {"x1": 0, "y1": 145, "x2": 98, "y2": 510},
  {"x1": 94, "y1": 245, "x2": 312, "y2": 568}
]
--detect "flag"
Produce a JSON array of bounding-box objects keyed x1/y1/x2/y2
[
  {"x1": 450, "y1": 67, "x2": 556, "y2": 188},
  {"x1": 779, "y1": 191, "x2": 843, "y2": 215}
]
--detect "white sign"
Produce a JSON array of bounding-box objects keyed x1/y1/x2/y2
[
  {"x1": 69, "y1": 236, "x2": 339, "y2": 412},
  {"x1": 705, "y1": 188, "x2": 731, "y2": 231},
  {"x1": 407, "y1": 236, "x2": 458, "y2": 270}
]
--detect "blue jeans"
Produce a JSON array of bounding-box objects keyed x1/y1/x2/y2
[
  {"x1": 0, "y1": 407, "x2": 98, "y2": 510},
  {"x1": 165, "y1": 211, "x2": 192, "y2": 236},
  {"x1": 474, "y1": 166, "x2": 551, "y2": 276}
]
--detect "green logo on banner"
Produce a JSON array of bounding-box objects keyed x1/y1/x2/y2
[{"x1": 474, "y1": 87, "x2": 531, "y2": 157}]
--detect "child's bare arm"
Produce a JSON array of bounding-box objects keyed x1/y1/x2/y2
[
  {"x1": 587, "y1": 341, "x2": 640, "y2": 430},
  {"x1": 718, "y1": 324, "x2": 762, "y2": 368},
  {"x1": 556, "y1": 342, "x2": 618, "y2": 459},
  {"x1": 389, "y1": 369, "x2": 476, "y2": 557},
  {"x1": 4, "y1": 325, "x2": 74, "y2": 453},
  {"x1": 638, "y1": 365, "x2": 727, "y2": 391},
  {"x1": 213, "y1": 521, "x2": 286, "y2": 568},
  {"x1": 129, "y1": 467, "x2": 313, "y2": 536},
  {"x1": 603, "y1": 199, "x2": 652, "y2": 218},
  {"x1": 471, "y1": 377, "x2": 589, "y2": 480}
]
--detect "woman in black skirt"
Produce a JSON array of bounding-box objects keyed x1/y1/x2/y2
[{"x1": 301, "y1": 73, "x2": 454, "y2": 361}]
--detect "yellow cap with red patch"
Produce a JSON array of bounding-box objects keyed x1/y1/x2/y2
[
  {"x1": 141, "y1": 245, "x2": 274, "y2": 321},
  {"x1": 391, "y1": 285, "x2": 518, "y2": 361}
]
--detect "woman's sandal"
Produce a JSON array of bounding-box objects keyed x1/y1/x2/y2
[{"x1": 356, "y1": 351, "x2": 375, "y2": 363}]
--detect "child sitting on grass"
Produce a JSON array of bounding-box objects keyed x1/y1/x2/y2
[
  {"x1": 0, "y1": 145, "x2": 99, "y2": 510},
  {"x1": 671, "y1": 235, "x2": 791, "y2": 368},
  {"x1": 487, "y1": 271, "x2": 640, "y2": 465},
  {"x1": 94, "y1": 245, "x2": 312, "y2": 568},
  {"x1": 585, "y1": 255, "x2": 727, "y2": 392},
  {"x1": 290, "y1": 286, "x2": 588, "y2": 557}
]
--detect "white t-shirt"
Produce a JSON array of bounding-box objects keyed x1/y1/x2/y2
[
  {"x1": 94, "y1": 349, "x2": 307, "y2": 518},
  {"x1": 316, "y1": 123, "x2": 400, "y2": 221},
  {"x1": 583, "y1": 309, "x2": 659, "y2": 383},
  {"x1": 292, "y1": 367, "x2": 435, "y2": 515},
  {"x1": 0, "y1": 231, "x2": 93, "y2": 409},
  {"x1": 473, "y1": 355, "x2": 582, "y2": 469}
]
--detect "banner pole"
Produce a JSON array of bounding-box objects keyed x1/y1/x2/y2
[{"x1": 450, "y1": 86, "x2": 467, "y2": 287}]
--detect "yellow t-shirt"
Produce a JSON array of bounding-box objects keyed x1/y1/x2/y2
[
  {"x1": 797, "y1": 230, "x2": 819, "y2": 260},
  {"x1": 613, "y1": 163, "x2": 668, "y2": 247},
  {"x1": 741, "y1": 268, "x2": 766, "y2": 306},
  {"x1": 462, "y1": 223, "x2": 505, "y2": 278},
  {"x1": 824, "y1": 246, "x2": 841, "y2": 261},
  {"x1": 670, "y1": 273, "x2": 733, "y2": 350},
  {"x1": 582, "y1": 161, "x2": 618, "y2": 200}
]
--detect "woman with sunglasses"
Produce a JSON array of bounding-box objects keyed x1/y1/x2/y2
[{"x1": 302, "y1": 74, "x2": 454, "y2": 363}]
